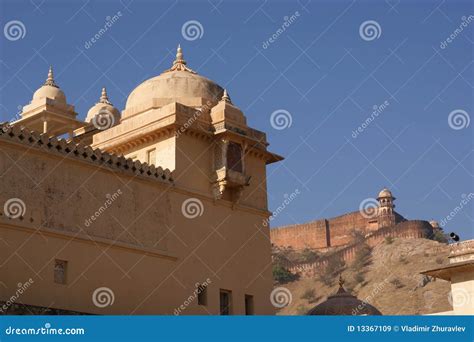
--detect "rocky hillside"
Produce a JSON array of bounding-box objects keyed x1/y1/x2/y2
[{"x1": 274, "y1": 238, "x2": 452, "y2": 315}]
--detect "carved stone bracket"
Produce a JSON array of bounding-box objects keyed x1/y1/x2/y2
[{"x1": 211, "y1": 167, "x2": 250, "y2": 202}]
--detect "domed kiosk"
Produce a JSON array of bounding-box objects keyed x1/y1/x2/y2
[
  {"x1": 15, "y1": 66, "x2": 83, "y2": 137},
  {"x1": 307, "y1": 276, "x2": 382, "y2": 316}
]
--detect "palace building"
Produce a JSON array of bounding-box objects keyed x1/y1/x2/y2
[{"x1": 0, "y1": 46, "x2": 282, "y2": 315}]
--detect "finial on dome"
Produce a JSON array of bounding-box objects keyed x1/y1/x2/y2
[
  {"x1": 44, "y1": 66, "x2": 58, "y2": 88},
  {"x1": 163, "y1": 44, "x2": 196, "y2": 74},
  {"x1": 339, "y1": 275, "x2": 345, "y2": 288},
  {"x1": 221, "y1": 89, "x2": 232, "y2": 103},
  {"x1": 99, "y1": 87, "x2": 112, "y2": 105}
]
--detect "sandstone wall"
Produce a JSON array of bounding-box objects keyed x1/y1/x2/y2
[
  {"x1": 270, "y1": 220, "x2": 329, "y2": 250},
  {"x1": 286, "y1": 220, "x2": 434, "y2": 277}
]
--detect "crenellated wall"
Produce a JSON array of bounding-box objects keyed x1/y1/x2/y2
[
  {"x1": 271, "y1": 208, "x2": 406, "y2": 251},
  {"x1": 283, "y1": 220, "x2": 434, "y2": 277}
]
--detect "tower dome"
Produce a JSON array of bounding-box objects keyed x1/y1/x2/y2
[
  {"x1": 378, "y1": 188, "x2": 393, "y2": 199},
  {"x1": 307, "y1": 276, "x2": 382, "y2": 315},
  {"x1": 32, "y1": 66, "x2": 67, "y2": 104},
  {"x1": 123, "y1": 45, "x2": 223, "y2": 117},
  {"x1": 85, "y1": 87, "x2": 120, "y2": 127}
]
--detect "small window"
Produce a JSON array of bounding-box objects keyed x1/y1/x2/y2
[
  {"x1": 197, "y1": 284, "x2": 207, "y2": 306},
  {"x1": 226, "y1": 142, "x2": 243, "y2": 173},
  {"x1": 54, "y1": 260, "x2": 67, "y2": 284},
  {"x1": 147, "y1": 148, "x2": 156, "y2": 165},
  {"x1": 245, "y1": 294, "x2": 254, "y2": 315},
  {"x1": 219, "y1": 289, "x2": 232, "y2": 315}
]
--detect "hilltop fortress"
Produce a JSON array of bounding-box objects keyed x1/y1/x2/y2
[{"x1": 271, "y1": 188, "x2": 437, "y2": 252}]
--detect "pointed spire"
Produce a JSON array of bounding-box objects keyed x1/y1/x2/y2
[
  {"x1": 163, "y1": 45, "x2": 196, "y2": 74},
  {"x1": 99, "y1": 87, "x2": 112, "y2": 105},
  {"x1": 338, "y1": 275, "x2": 345, "y2": 288},
  {"x1": 44, "y1": 66, "x2": 58, "y2": 88},
  {"x1": 221, "y1": 89, "x2": 232, "y2": 103}
]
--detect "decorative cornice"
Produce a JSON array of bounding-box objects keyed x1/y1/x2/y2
[{"x1": 0, "y1": 124, "x2": 174, "y2": 184}]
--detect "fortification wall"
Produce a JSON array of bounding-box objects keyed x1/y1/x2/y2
[
  {"x1": 270, "y1": 211, "x2": 373, "y2": 250},
  {"x1": 286, "y1": 220, "x2": 434, "y2": 277},
  {"x1": 270, "y1": 220, "x2": 328, "y2": 250}
]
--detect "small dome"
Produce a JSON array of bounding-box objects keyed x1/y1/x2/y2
[
  {"x1": 32, "y1": 66, "x2": 67, "y2": 104},
  {"x1": 307, "y1": 277, "x2": 382, "y2": 316},
  {"x1": 85, "y1": 87, "x2": 120, "y2": 127},
  {"x1": 124, "y1": 45, "x2": 223, "y2": 114},
  {"x1": 378, "y1": 188, "x2": 393, "y2": 198}
]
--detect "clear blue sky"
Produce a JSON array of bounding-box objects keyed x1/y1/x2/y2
[{"x1": 1, "y1": 0, "x2": 472, "y2": 239}]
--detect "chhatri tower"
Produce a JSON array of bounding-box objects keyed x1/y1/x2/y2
[{"x1": 0, "y1": 46, "x2": 282, "y2": 315}]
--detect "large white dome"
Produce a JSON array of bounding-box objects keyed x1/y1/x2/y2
[{"x1": 124, "y1": 46, "x2": 223, "y2": 115}]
